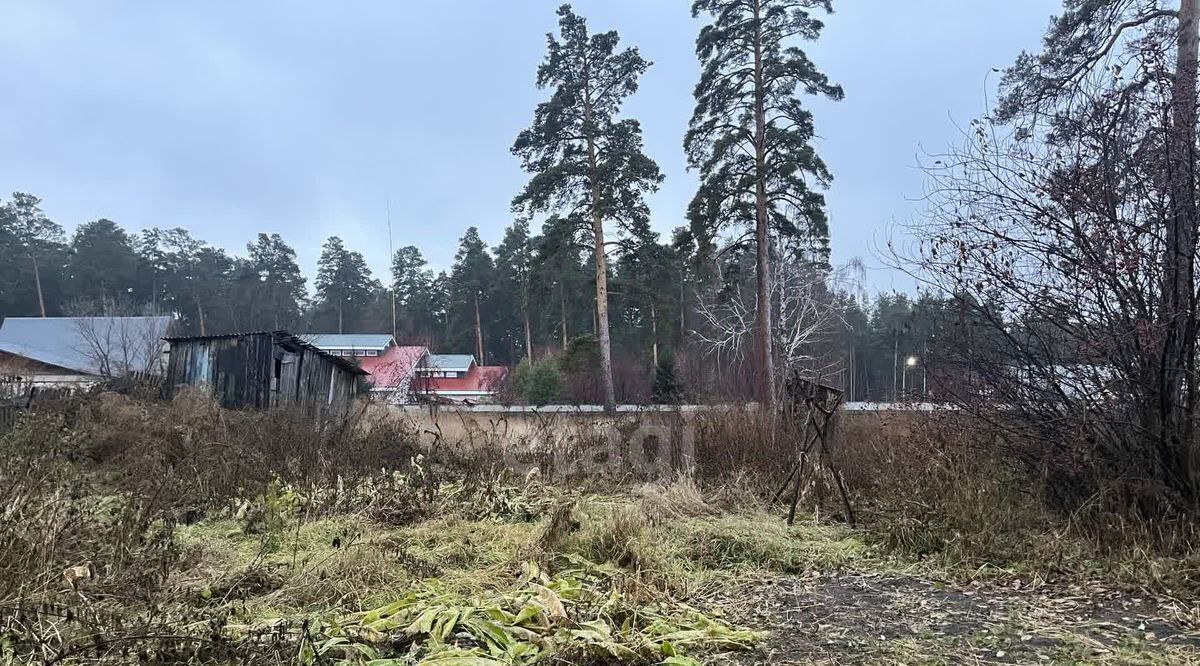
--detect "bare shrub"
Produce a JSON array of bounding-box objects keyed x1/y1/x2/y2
[
  {"x1": 0, "y1": 454, "x2": 180, "y2": 603},
  {"x1": 904, "y1": 5, "x2": 1200, "y2": 515},
  {"x1": 0, "y1": 390, "x2": 432, "y2": 601},
  {"x1": 39, "y1": 391, "x2": 424, "y2": 512},
  {"x1": 835, "y1": 409, "x2": 1200, "y2": 591}
]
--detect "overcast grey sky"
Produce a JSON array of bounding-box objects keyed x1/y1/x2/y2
[{"x1": 0, "y1": 1, "x2": 1058, "y2": 292}]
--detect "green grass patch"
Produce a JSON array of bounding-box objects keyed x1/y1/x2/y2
[{"x1": 676, "y1": 513, "x2": 869, "y2": 574}]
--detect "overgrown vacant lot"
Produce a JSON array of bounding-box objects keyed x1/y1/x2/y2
[{"x1": 2, "y1": 395, "x2": 1198, "y2": 664}]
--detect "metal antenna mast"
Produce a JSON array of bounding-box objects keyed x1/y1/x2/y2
[{"x1": 387, "y1": 197, "x2": 397, "y2": 343}]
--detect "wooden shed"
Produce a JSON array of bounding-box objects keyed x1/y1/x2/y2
[{"x1": 163, "y1": 331, "x2": 368, "y2": 415}]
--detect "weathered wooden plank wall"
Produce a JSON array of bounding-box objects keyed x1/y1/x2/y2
[
  {"x1": 165, "y1": 332, "x2": 359, "y2": 415},
  {"x1": 165, "y1": 336, "x2": 273, "y2": 409}
]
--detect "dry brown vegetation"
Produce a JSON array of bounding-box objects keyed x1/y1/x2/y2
[{"x1": 1, "y1": 394, "x2": 1198, "y2": 664}]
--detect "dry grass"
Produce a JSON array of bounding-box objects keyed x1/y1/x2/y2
[
  {"x1": 2, "y1": 393, "x2": 1198, "y2": 664},
  {"x1": 833, "y1": 409, "x2": 1200, "y2": 599}
]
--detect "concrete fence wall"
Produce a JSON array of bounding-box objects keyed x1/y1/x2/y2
[{"x1": 367, "y1": 402, "x2": 940, "y2": 478}]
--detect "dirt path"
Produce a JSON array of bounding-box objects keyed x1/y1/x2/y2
[{"x1": 722, "y1": 572, "x2": 1200, "y2": 664}]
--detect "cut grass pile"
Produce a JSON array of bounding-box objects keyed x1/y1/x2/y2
[
  {"x1": 182, "y1": 486, "x2": 853, "y2": 659},
  {"x1": 156, "y1": 478, "x2": 871, "y2": 664},
  {"x1": 275, "y1": 558, "x2": 762, "y2": 665},
  {"x1": 10, "y1": 476, "x2": 864, "y2": 664}
]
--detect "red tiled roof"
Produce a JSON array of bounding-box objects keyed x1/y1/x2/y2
[{"x1": 359, "y1": 345, "x2": 427, "y2": 388}]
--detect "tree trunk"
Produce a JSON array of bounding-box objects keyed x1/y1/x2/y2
[
  {"x1": 752, "y1": 0, "x2": 777, "y2": 408},
  {"x1": 1158, "y1": 0, "x2": 1200, "y2": 500},
  {"x1": 848, "y1": 344, "x2": 855, "y2": 402},
  {"x1": 560, "y1": 281, "x2": 568, "y2": 350},
  {"x1": 196, "y1": 298, "x2": 207, "y2": 336},
  {"x1": 31, "y1": 254, "x2": 46, "y2": 318},
  {"x1": 680, "y1": 267, "x2": 686, "y2": 343},
  {"x1": 591, "y1": 236, "x2": 616, "y2": 411},
  {"x1": 583, "y1": 69, "x2": 617, "y2": 412},
  {"x1": 474, "y1": 290, "x2": 485, "y2": 364},
  {"x1": 391, "y1": 289, "x2": 398, "y2": 343},
  {"x1": 650, "y1": 300, "x2": 658, "y2": 367},
  {"x1": 523, "y1": 302, "x2": 533, "y2": 361},
  {"x1": 337, "y1": 303, "x2": 343, "y2": 334},
  {"x1": 892, "y1": 335, "x2": 899, "y2": 401}
]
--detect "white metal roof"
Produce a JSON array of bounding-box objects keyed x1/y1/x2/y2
[
  {"x1": 0, "y1": 316, "x2": 173, "y2": 375},
  {"x1": 419, "y1": 353, "x2": 476, "y2": 372},
  {"x1": 302, "y1": 333, "x2": 395, "y2": 350}
]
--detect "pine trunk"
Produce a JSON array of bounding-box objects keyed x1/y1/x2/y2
[
  {"x1": 524, "y1": 305, "x2": 533, "y2": 361},
  {"x1": 1157, "y1": 0, "x2": 1200, "y2": 499},
  {"x1": 752, "y1": 0, "x2": 777, "y2": 409},
  {"x1": 650, "y1": 300, "x2": 658, "y2": 367},
  {"x1": 474, "y1": 291, "x2": 485, "y2": 364},
  {"x1": 31, "y1": 254, "x2": 46, "y2": 318},
  {"x1": 583, "y1": 67, "x2": 617, "y2": 413},
  {"x1": 680, "y1": 272, "x2": 686, "y2": 343},
  {"x1": 560, "y1": 282, "x2": 568, "y2": 350},
  {"x1": 590, "y1": 210, "x2": 616, "y2": 411},
  {"x1": 391, "y1": 290, "x2": 398, "y2": 342}
]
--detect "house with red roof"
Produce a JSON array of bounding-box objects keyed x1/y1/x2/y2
[
  {"x1": 412, "y1": 353, "x2": 507, "y2": 404},
  {"x1": 303, "y1": 334, "x2": 427, "y2": 403},
  {"x1": 303, "y1": 335, "x2": 507, "y2": 404}
]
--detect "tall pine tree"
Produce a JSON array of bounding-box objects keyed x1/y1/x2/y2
[
  {"x1": 446, "y1": 228, "x2": 496, "y2": 362},
  {"x1": 391, "y1": 245, "x2": 439, "y2": 344},
  {"x1": 245, "y1": 233, "x2": 307, "y2": 330},
  {"x1": 530, "y1": 216, "x2": 588, "y2": 352},
  {"x1": 313, "y1": 236, "x2": 379, "y2": 334},
  {"x1": 512, "y1": 4, "x2": 664, "y2": 411},
  {"x1": 685, "y1": 0, "x2": 842, "y2": 405},
  {"x1": 0, "y1": 193, "x2": 67, "y2": 317},
  {"x1": 66, "y1": 219, "x2": 140, "y2": 311},
  {"x1": 135, "y1": 228, "x2": 232, "y2": 333},
  {"x1": 493, "y1": 220, "x2": 535, "y2": 363}
]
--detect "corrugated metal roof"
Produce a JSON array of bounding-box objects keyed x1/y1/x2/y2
[
  {"x1": 0, "y1": 316, "x2": 173, "y2": 375},
  {"x1": 163, "y1": 330, "x2": 368, "y2": 375},
  {"x1": 419, "y1": 354, "x2": 476, "y2": 371},
  {"x1": 301, "y1": 333, "x2": 395, "y2": 350},
  {"x1": 161, "y1": 329, "x2": 278, "y2": 342}
]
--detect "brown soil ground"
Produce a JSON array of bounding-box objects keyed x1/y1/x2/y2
[{"x1": 719, "y1": 572, "x2": 1200, "y2": 665}]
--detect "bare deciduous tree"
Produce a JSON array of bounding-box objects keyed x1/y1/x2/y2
[
  {"x1": 907, "y1": 1, "x2": 1200, "y2": 512},
  {"x1": 66, "y1": 300, "x2": 172, "y2": 378},
  {"x1": 695, "y1": 251, "x2": 860, "y2": 389}
]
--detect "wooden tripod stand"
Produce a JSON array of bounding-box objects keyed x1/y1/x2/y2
[{"x1": 772, "y1": 377, "x2": 856, "y2": 527}]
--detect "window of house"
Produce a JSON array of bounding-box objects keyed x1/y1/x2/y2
[
  {"x1": 355, "y1": 350, "x2": 367, "y2": 357},
  {"x1": 366, "y1": 350, "x2": 378, "y2": 357}
]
